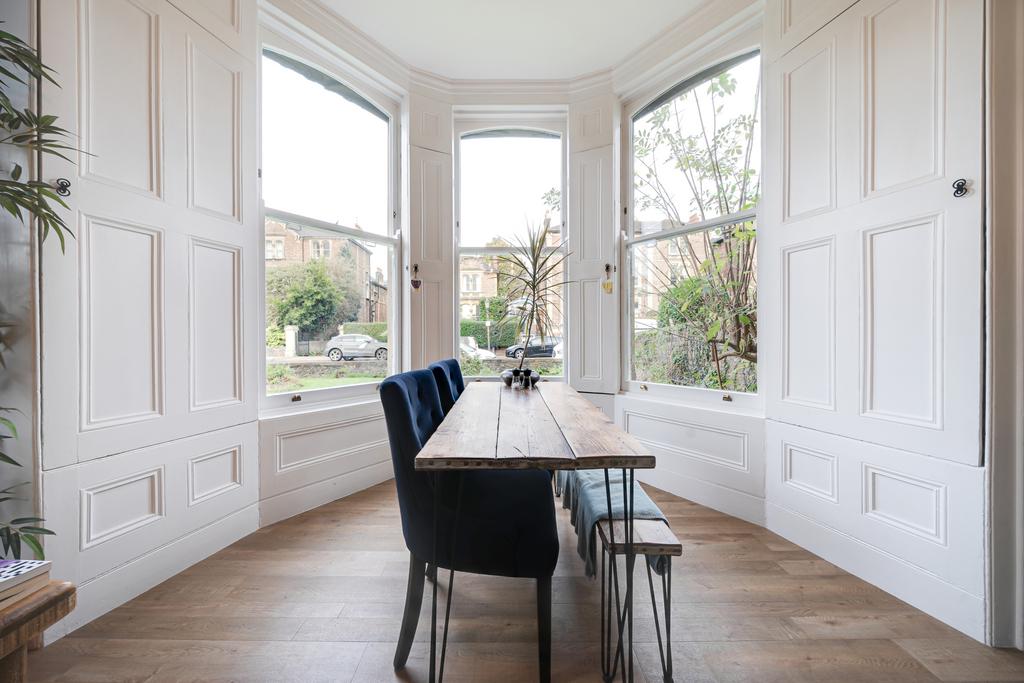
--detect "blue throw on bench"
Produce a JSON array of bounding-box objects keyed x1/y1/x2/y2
[{"x1": 561, "y1": 470, "x2": 669, "y2": 577}]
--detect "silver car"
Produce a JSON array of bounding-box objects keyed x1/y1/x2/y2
[{"x1": 325, "y1": 334, "x2": 388, "y2": 362}]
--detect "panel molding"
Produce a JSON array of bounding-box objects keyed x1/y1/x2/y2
[
  {"x1": 80, "y1": 466, "x2": 165, "y2": 550},
  {"x1": 79, "y1": 213, "x2": 165, "y2": 431},
  {"x1": 275, "y1": 413, "x2": 387, "y2": 473},
  {"x1": 781, "y1": 441, "x2": 838, "y2": 503},
  {"x1": 185, "y1": 36, "x2": 242, "y2": 222},
  {"x1": 862, "y1": 463, "x2": 947, "y2": 545},
  {"x1": 188, "y1": 237, "x2": 243, "y2": 411},
  {"x1": 78, "y1": 0, "x2": 163, "y2": 197},
  {"x1": 623, "y1": 410, "x2": 749, "y2": 472},
  {"x1": 862, "y1": 0, "x2": 946, "y2": 198},
  {"x1": 781, "y1": 40, "x2": 836, "y2": 222},
  {"x1": 188, "y1": 446, "x2": 243, "y2": 506},
  {"x1": 780, "y1": 236, "x2": 835, "y2": 410},
  {"x1": 860, "y1": 213, "x2": 944, "y2": 428}
]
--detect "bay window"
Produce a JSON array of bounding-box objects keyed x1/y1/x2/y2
[
  {"x1": 628, "y1": 51, "x2": 761, "y2": 393},
  {"x1": 261, "y1": 49, "x2": 396, "y2": 400}
]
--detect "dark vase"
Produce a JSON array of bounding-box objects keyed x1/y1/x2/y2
[{"x1": 501, "y1": 369, "x2": 514, "y2": 387}]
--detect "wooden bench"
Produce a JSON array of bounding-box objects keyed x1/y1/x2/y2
[
  {"x1": 596, "y1": 517, "x2": 679, "y2": 683},
  {"x1": 0, "y1": 581, "x2": 76, "y2": 682}
]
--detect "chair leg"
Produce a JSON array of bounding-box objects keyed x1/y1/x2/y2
[
  {"x1": 537, "y1": 575, "x2": 552, "y2": 683},
  {"x1": 394, "y1": 552, "x2": 426, "y2": 672}
]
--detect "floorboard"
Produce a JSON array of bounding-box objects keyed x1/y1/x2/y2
[{"x1": 29, "y1": 481, "x2": 1024, "y2": 682}]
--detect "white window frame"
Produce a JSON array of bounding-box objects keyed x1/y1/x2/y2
[
  {"x1": 259, "y1": 29, "x2": 402, "y2": 413},
  {"x1": 621, "y1": 48, "x2": 763, "y2": 411},
  {"x1": 453, "y1": 115, "x2": 568, "y2": 380}
]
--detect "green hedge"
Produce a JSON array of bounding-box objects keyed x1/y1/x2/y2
[
  {"x1": 343, "y1": 322, "x2": 388, "y2": 342},
  {"x1": 459, "y1": 319, "x2": 518, "y2": 349}
]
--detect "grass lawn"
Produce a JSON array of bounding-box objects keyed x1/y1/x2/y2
[{"x1": 268, "y1": 375, "x2": 383, "y2": 393}]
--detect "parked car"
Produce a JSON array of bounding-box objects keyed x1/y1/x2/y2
[
  {"x1": 325, "y1": 334, "x2": 388, "y2": 361},
  {"x1": 460, "y1": 342, "x2": 496, "y2": 359},
  {"x1": 505, "y1": 337, "x2": 562, "y2": 359}
]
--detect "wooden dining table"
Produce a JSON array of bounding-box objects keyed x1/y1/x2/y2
[{"x1": 416, "y1": 380, "x2": 655, "y2": 683}]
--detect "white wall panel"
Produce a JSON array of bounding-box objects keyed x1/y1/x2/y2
[
  {"x1": 80, "y1": 0, "x2": 162, "y2": 195},
  {"x1": 781, "y1": 237, "x2": 835, "y2": 409},
  {"x1": 863, "y1": 0, "x2": 941, "y2": 196},
  {"x1": 168, "y1": 0, "x2": 256, "y2": 57},
  {"x1": 259, "y1": 399, "x2": 391, "y2": 525},
  {"x1": 617, "y1": 394, "x2": 765, "y2": 523},
  {"x1": 80, "y1": 215, "x2": 164, "y2": 430},
  {"x1": 765, "y1": 420, "x2": 985, "y2": 637},
  {"x1": 43, "y1": 422, "x2": 258, "y2": 587},
  {"x1": 187, "y1": 38, "x2": 242, "y2": 221},
  {"x1": 861, "y1": 215, "x2": 941, "y2": 426},
  {"x1": 189, "y1": 238, "x2": 242, "y2": 410},
  {"x1": 764, "y1": 0, "x2": 857, "y2": 60},
  {"x1": 408, "y1": 92, "x2": 452, "y2": 154},
  {"x1": 782, "y1": 42, "x2": 834, "y2": 221}
]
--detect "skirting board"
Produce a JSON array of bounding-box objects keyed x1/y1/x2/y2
[
  {"x1": 637, "y1": 465, "x2": 765, "y2": 526},
  {"x1": 767, "y1": 502, "x2": 986, "y2": 642},
  {"x1": 259, "y1": 459, "x2": 393, "y2": 527},
  {"x1": 44, "y1": 503, "x2": 260, "y2": 644}
]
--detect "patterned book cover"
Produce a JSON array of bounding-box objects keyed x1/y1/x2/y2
[{"x1": 0, "y1": 559, "x2": 50, "y2": 587}]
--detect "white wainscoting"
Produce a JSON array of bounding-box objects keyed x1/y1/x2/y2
[
  {"x1": 615, "y1": 394, "x2": 766, "y2": 525},
  {"x1": 42, "y1": 422, "x2": 259, "y2": 640},
  {"x1": 258, "y1": 397, "x2": 392, "y2": 526},
  {"x1": 765, "y1": 419, "x2": 986, "y2": 640}
]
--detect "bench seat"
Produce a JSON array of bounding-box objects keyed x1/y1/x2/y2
[{"x1": 596, "y1": 518, "x2": 682, "y2": 557}]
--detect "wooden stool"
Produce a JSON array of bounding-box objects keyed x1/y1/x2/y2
[{"x1": 0, "y1": 581, "x2": 76, "y2": 682}]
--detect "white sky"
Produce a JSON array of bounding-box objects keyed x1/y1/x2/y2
[
  {"x1": 633, "y1": 55, "x2": 761, "y2": 230},
  {"x1": 458, "y1": 136, "x2": 562, "y2": 247},
  {"x1": 261, "y1": 57, "x2": 391, "y2": 275}
]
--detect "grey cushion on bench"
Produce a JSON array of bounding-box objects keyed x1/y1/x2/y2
[{"x1": 561, "y1": 470, "x2": 670, "y2": 577}]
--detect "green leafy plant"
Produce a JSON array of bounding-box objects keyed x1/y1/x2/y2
[
  {"x1": 0, "y1": 23, "x2": 70, "y2": 558},
  {"x1": 496, "y1": 223, "x2": 569, "y2": 371},
  {"x1": 0, "y1": 22, "x2": 77, "y2": 250}
]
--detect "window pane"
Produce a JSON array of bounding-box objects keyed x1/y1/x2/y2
[
  {"x1": 261, "y1": 52, "x2": 389, "y2": 236},
  {"x1": 458, "y1": 253, "x2": 564, "y2": 377},
  {"x1": 459, "y1": 135, "x2": 562, "y2": 247},
  {"x1": 630, "y1": 220, "x2": 757, "y2": 392},
  {"x1": 265, "y1": 217, "x2": 391, "y2": 396},
  {"x1": 632, "y1": 54, "x2": 761, "y2": 236}
]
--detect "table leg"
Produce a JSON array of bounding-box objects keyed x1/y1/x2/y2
[
  {"x1": 623, "y1": 468, "x2": 635, "y2": 683},
  {"x1": 430, "y1": 473, "x2": 439, "y2": 683},
  {"x1": 0, "y1": 644, "x2": 27, "y2": 683},
  {"x1": 429, "y1": 472, "x2": 463, "y2": 683},
  {"x1": 602, "y1": 469, "x2": 626, "y2": 682}
]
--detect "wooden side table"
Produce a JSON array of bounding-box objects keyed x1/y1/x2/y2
[{"x1": 0, "y1": 581, "x2": 76, "y2": 682}]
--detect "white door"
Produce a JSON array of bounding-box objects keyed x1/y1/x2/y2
[
  {"x1": 40, "y1": 0, "x2": 260, "y2": 469},
  {"x1": 762, "y1": 0, "x2": 984, "y2": 466}
]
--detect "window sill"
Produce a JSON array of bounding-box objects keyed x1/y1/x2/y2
[
  {"x1": 623, "y1": 381, "x2": 764, "y2": 418},
  {"x1": 259, "y1": 381, "x2": 382, "y2": 420}
]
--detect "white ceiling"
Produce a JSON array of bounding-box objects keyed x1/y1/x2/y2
[{"x1": 317, "y1": 0, "x2": 709, "y2": 81}]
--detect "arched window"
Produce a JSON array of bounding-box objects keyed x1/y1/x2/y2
[
  {"x1": 628, "y1": 51, "x2": 761, "y2": 393},
  {"x1": 261, "y1": 50, "x2": 395, "y2": 398}
]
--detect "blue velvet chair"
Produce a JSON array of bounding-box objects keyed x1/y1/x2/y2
[
  {"x1": 428, "y1": 358, "x2": 465, "y2": 414},
  {"x1": 380, "y1": 369, "x2": 558, "y2": 681}
]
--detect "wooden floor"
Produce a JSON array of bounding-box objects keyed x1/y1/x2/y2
[{"x1": 31, "y1": 481, "x2": 1024, "y2": 682}]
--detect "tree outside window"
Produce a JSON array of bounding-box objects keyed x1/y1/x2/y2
[{"x1": 630, "y1": 53, "x2": 761, "y2": 393}]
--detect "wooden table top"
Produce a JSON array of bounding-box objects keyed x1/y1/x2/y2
[
  {"x1": 0, "y1": 581, "x2": 76, "y2": 658},
  {"x1": 415, "y1": 381, "x2": 655, "y2": 471}
]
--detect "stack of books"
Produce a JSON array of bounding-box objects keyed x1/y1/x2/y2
[{"x1": 0, "y1": 559, "x2": 50, "y2": 610}]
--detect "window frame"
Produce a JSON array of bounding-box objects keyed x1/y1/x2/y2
[
  {"x1": 621, "y1": 49, "x2": 763, "y2": 410},
  {"x1": 453, "y1": 116, "x2": 568, "y2": 380},
  {"x1": 258, "y1": 36, "x2": 402, "y2": 413}
]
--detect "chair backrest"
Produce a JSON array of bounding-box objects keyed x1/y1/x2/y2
[
  {"x1": 428, "y1": 358, "x2": 466, "y2": 414},
  {"x1": 380, "y1": 369, "x2": 445, "y2": 558}
]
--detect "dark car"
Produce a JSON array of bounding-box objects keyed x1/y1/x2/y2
[{"x1": 504, "y1": 337, "x2": 562, "y2": 359}]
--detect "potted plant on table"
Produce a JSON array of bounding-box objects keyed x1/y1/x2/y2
[{"x1": 497, "y1": 223, "x2": 569, "y2": 389}]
